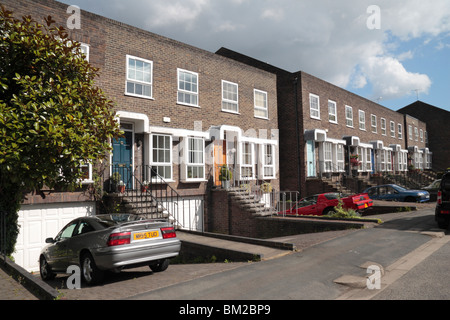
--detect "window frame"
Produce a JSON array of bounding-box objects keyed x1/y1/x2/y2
[
  {"x1": 262, "y1": 144, "x2": 276, "y2": 179},
  {"x1": 328, "y1": 100, "x2": 337, "y2": 123},
  {"x1": 359, "y1": 110, "x2": 366, "y2": 131},
  {"x1": 371, "y1": 114, "x2": 377, "y2": 133},
  {"x1": 254, "y1": 89, "x2": 269, "y2": 119},
  {"x1": 150, "y1": 134, "x2": 173, "y2": 181},
  {"x1": 221, "y1": 80, "x2": 239, "y2": 114},
  {"x1": 390, "y1": 121, "x2": 395, "y2": 138},
  {"x1": 240, "y1": 142, "x2": 255, "y2": 180},
  {"x1": 125, "y1": 55, "x2": 153, "y2": 99},
  {"x1": 345, "y1": 105, "x2": 353, "y2": 128},
  {"x1": 309, "y1": 94, "x2": 320, "y2": 120},
  {"x1": 177, "y1": 68, "x2": 199, "y2": 107},
  {"x1": 380, "y1": 118, "x2": 387, "y2": 136},
  {"x1": 186, "y1": 137, "x2": 205, "y2": 181},
  {"x1": 398, "y1": 124, "x2": 403, "y2": 140}
]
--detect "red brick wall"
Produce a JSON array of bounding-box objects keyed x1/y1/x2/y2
[{"x1": 5, "y1": 0, "x2": 280, "y2": 199}]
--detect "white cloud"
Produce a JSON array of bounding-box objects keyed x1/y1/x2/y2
[{"x1": 360, "y1": 56, "x2": 432, "y2": 100}]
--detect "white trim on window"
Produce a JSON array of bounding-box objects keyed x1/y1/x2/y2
[
  {"x1": 328, "y1": 100, "x2": 337, "y2": 124},
  {"x1": 79, "y1": 162, "x2": 93, "y2": 184},
  {"x1": 221, "y1": 80, "x2": 239, "y2": 114},
  {"x1": 79, "y1": 43, "x2": 89, "y2": 61},
  {"x1": 359, "y1": 110, "x2": 366, "y2": 131},
  {"x1": 177, "y1": 68, "x2": 199, "y2": 107},
  {"x1": 381, "y1": 118, "x2": 387, "y2": 136},
  {"x1": 345, "y1": 105, "x2": 353, "y2": 128},
  {"x1": 150, "y1": 134, "x2": 173, "y2": 181},
  {"x1": 260, "y1": 144, "x2": 275, "y2": 179},
  {"x1": 309, "y1": 94, "x2": 320, "y2": 120},
  {"x1": 371, "y1": 114, "x2": 377, "y2": 133},
  {"x1": 239, "y1": 142, "x2": 255, "y2": 180},
  {"x1": 254, "y1": 89, "x2": 268, "y2": 119},
  {"x1": 126, "y1": 55, "x2": 153, "y2": 99},
  {"x1": 390, "y1": 121, "x2": 395, "y2": 138},
  {"x1": 398, "y1": 124, "x2": 403, "y2": 140},
  {"x1": 182, "y1": 137, "x2": 205, "y2": 182}
]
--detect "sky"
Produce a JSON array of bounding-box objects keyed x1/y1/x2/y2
[{"x1": 58, "y1": 0, "x2": 450, "y2": 112}]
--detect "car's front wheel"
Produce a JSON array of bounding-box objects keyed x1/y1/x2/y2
[
  {"x1": 149, "y1": 259, "x2": 169, "y2": 272},
  {"x1": 39, "y1": 255, "x2": 55, "y2": 281},
  {"x1": 80, "y1": 252, "x2": 104, "y2": 285}
]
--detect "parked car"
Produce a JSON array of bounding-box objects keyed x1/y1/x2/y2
[
  {"x1": 278, "y1": 192, "x2": 373, "y2": 216},
  {"x1": 363, "y1": 184, "x2": 430, "y2": 203},
  {"x1": 423, "y1": 179, "x2": 441, "y2": 201},
  {"x1": 39, "y1": 214, "x2": 181, "y2": 285},
  {"x1": 436, "y1": 173, "x2": 450, "y2": 229}
]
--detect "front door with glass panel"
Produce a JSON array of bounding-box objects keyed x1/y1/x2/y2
[
  {"x1": 306, "y1": 140, "x2": 316, "y2": 177},
  {"x1": 112, "y1": 125, "x2": 133, "y2": 189}
]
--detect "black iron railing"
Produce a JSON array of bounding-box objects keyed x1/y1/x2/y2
[{"x1": 101, "y1": 165, "x2": 203, "y2": 231}]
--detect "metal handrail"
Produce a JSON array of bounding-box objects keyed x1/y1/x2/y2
[{"x1": 104, "y1": 165, "x2": 203, "y2": 231}]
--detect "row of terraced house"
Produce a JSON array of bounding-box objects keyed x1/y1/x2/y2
[{"x1": 5, "y1": 0, "x2": 448, "y2": 272}]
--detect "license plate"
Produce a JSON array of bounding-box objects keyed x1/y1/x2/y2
[{"x1": 133, "y1": 230, "x2": 159, "y2": 241}]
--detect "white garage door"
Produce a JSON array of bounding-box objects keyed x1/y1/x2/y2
[{"x1": 13, "y1": 202, "x2": 95, "y2": 272}]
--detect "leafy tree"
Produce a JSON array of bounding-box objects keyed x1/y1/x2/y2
[{"x1": 0, "y1": 7, "x2": 122, "y2": 255}]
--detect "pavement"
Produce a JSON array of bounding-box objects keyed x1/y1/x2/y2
[{"x1": 0, "y1": 200, "x2": 436, "y2": 300}]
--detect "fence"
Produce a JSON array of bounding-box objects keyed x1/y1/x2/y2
[
  {"x1": 214, "y1": 164, "x2": 299, "y2": 216},
  {"x1": 101, "y1": 165, "x2": 204, "y2": 232}
]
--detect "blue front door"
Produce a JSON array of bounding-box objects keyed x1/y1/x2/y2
[{"x1": 112, "y1": 131, "x2": 133, "y2": 189}]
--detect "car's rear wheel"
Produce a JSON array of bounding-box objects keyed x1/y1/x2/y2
[
  {"x1": 39, "y1": 255, "x2": 55, "y2": 281},
  {"x1": 81, "y1": 252, "x2": 104, "y2": 285},
  {"x1": 149, "y1": 259, "x2": 169, "y2": 272}
]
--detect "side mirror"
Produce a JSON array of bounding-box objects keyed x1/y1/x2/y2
[{"x1": 45, "y1": 237, "x2": 55, "y2": 244}]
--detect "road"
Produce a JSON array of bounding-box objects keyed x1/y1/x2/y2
[{"x1": 126, "y1": 208, "x2": 450, "y2": 301}]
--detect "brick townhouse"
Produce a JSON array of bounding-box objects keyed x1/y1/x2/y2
[
  {"x1": 4, "y1": 0, "x2": 279, "y2": 271},
  {"x1": 398, "y1": 101, "x2": 449, "y2": 172},
  {"x1": 216, "y1": 48, "x2": 432, "y2": 196}
]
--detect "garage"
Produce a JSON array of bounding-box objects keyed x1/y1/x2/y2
[{"x1": 13, "y1": 202, "x2": 96, "y2": 272}]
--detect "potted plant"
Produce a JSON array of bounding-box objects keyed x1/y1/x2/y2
[
  {"x1": 141, "y1": 180, "x2": 149, "y2": 193},
  {"x1": 219, "y1": 166, "x2": 232, "y2": 189},
  {"x1": 111, "y1": 172, "x2": 121, "y2": 192},
  {"x1": 118, "y1": 180, "x2": 126, "y2": 193},
  {"x1": 260, "y1": 182, "x2": 272, "y2": 193},
  {"x1": 350, "y1": 155, "x2": 360, "y2": 167}
]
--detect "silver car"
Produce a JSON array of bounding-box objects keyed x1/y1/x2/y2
[{"x1": 39, "y1": 214, "x2": 181, "y2": 285}]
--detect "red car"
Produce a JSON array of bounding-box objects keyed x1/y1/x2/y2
[{"x1": 279, "y1": 192, "x2": 373, "y2": 216}]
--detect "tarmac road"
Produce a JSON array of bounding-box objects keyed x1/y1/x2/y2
[
  {"x1": 126, "y1": 207, "x2": 449, "y2": 300},
  {"x1": 1, "y1": 202, "x2": 447, "y2": 301}
]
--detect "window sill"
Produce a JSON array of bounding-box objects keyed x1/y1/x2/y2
[
  {"x1": 181, "y1": 179, "x2": 208, "y2": 183},
  {"x1": 124, "y1": 92, "x2": 154, "y2": 100},
  {"x1": 177, "y1": 102, "x2": 200, "y2": 108}
]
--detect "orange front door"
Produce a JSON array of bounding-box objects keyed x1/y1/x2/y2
[{"x1": 214, "y1": 141, "x2": 227, "y2": 186}]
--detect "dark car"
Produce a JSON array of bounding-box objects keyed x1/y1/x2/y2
[
  {"x1": 363, "y1": 184, "x2": 430, "y2": 203},
  {"x1": 436, "y1": 173, "x2": 450, "y2": 229},
  {"x1": 39, "y1": 214, "x2": 181, "y2": 285},
  {"x1": 423, "y1": 179, "x2": 441, "y2": 202}
]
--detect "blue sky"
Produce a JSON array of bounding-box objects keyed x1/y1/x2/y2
[{"x1": 58, "y1": 0, "x2": 450, "y2": 112}]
